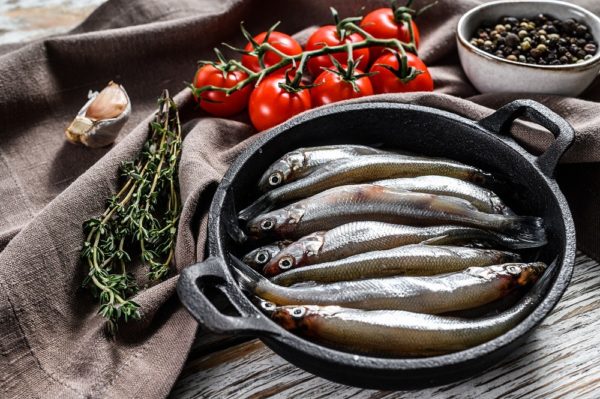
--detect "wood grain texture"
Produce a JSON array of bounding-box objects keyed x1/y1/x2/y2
[
  {"x1": 170, "y1": 253, "x2": 600, "y2": 398},
  {"x1": 0, "y1": 0, "x2": 106, "y2": 45}
]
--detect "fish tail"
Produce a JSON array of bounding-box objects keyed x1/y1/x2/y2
[
  {"x1": 238, "y1": 193, "x2": 274, "y2": 221},
  {"x1": 230, "y1": 255, "x2": 266, "y2": 293},
  {"x1": 500, "y1": 216, "x2": 547, "y2": 244},
  {"x1": 489, "y1": 229, "x2": 547, "y2": 249}
]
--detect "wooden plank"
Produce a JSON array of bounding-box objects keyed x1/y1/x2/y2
[
  {"x1": 0, "y1": 0, "x2": 106, "y2": 45},
  {"x1": 170, "y1": 253, "x2": 600, "y2": 398}
]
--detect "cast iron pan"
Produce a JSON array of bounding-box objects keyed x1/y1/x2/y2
[{"x1": 177, "y1": 100, "x2": 576, "y2": 389}]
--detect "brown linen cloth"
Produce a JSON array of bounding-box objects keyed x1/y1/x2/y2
[{"x1": 1, "y1": 0, "x2": 600, "y2": 397}]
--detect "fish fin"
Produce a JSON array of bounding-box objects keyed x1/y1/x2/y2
[
  {"x1": 229, "y1": 255, "x2": 267, "y2": 293},
  {"x1": 223, "y1": 189, "x2": 247, "y2": 243},
  {"x1": 504, "y1": 216, "x2": 547, "y2": 246},
  {"x1": 289, "y1": 281, "x2": 318, "y2": 288},
  {"x1": 238, "y1": 192, "x2": 274, "y2": 221},
  {"x1": 420, "y1": 235, "x2": 451, "y2": 245},
  {"x1": 490, "y1": 230, "x2": 547, "y2": 250}
]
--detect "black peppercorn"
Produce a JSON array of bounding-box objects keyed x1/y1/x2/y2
[
  {"x1": 576, "y1": 25, "x2": 588, "y2": 36},
  {"x1": 505, "y1": 32, "x2": 520, "y2": 47},
  {"x1": 584, "y1": 43, "x2": 597, "y2": 53},
  {"x1": 530, "y1": 48, "x2": 542, "y2": 58},
  {"x1": 569, "y1": 44, "x2": 579, "y2": 54}
]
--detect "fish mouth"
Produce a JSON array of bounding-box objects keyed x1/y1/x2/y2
[
  {"x1": 518, "y1": 263, "x2": 547, "y2": 285},
  {"x1": 271, "y1": 308, "x2": 299, "y2": 331}
]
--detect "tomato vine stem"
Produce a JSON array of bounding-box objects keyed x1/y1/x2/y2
[{"x1": 191, "y1": 19, "x2": 418, "y2": 97}]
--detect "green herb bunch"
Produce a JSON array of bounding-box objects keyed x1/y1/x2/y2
[{"x1": 81, "y1": 90, "x2": 182, "y2": 335}]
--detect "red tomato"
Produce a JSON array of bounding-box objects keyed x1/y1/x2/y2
[
  {"x1": 193, "y1": 65, "x2": 252, "y2": 117},
  {"x1": 248, "y1": 74, "x2": 312, "y2": 131},
  {"x1": 311, "y1": 68, "x2": 374, "y2": 106},
  {"x1": 360, "y1": 7, "x2": 420, "y2": 60},
  {"x1": 305, "y1": 26, "x2": 370, "y2": 76},
  {"x1": 369, "y1": 52, "x2": 433, "y2": 93},
  {"x1": 241, "y1": 31, "x2": 303, "y2": 72}
]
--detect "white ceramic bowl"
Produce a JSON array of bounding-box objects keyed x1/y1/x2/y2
[{"x1": 457, "y1": 0, "x2": 600, "y2": 95}]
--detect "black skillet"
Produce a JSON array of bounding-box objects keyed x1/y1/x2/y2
[{"x1": 177, "y1": 100, "x2": 575, "y2": 389}]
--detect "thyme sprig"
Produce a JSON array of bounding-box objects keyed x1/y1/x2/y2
[{"x1": 81, "y1": 90, "x2": 182, "y2": 335}]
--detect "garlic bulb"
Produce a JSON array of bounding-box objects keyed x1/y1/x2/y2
[{"x1": 65, "y1": 81, "x2": 131, "y2": 148}]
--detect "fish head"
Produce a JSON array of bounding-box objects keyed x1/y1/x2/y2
[
  {"x1": 258, "y1": 151, "x2": 304, "y2": 191},
  {"x1": 270, "y1": 305, "x2": 317, "y2": 332},
  {"x1": 511, "y1": 262, "x2": 547, "y2": 286},
  {"x1": 242, "y1": 245, "x2": 282, "y2": 270},
  {"x1": 262, "y1": 233, "x2": 325, "y2": 277},
  {"x1": 492, "y1": 262, "x2": 547, "y2": 287},
  {"x1": 246, "y1": 206, "x2": 305, "y2": 239},
  {"x1": 469, "y1": 262, "x2": 548, "y2": 290}
]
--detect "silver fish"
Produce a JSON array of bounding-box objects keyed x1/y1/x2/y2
[
  {"x1": 263, "y1": 263, "x2": 554, "y2": 357},
  {"x1": 235, "y1": 259, "x2": 546, "y2": 313},
  {"x1": 258, "y1": 145, "x2": 388, "y2": 191},
  {"x1": 246, "y1": 184, "x2": 545, "y2": 243},
  {"x1": 270, "y1": 245, "x2": 521, "y2": 286},
  {"x1": 239, "y1": 154, "x2": 493, "y2": 220},
  {"x1": 374, "y1": 176, "x2": 512, "y2": 214},
  {"x1": 263, "y1": 222, "x2": 545, "y2": 277},
  {"x1": 242, "y1": 241, "x2": 291, "y2": 271}
]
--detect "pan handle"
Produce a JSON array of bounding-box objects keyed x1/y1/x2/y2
[
  {"x1": 177, "y1": 256, "x2": 281, "y2": 336},
  {"x1": 478, "y1": 99, "x2": 574, "y2": 178}
]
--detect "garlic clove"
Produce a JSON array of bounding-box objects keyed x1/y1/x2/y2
[
  {"x1": 86, "y1": 81, "x2": 129, "y2": 121},
  {"x1": 65, "y1": 81, "x2": 131, "y2": 148}
]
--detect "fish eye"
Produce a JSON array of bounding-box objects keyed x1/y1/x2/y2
[
  {"x1": 268, "y1": 172, "x2": 283, "y2": 186},
  {"x1": 261, "y1": 301, "x2": 276, "y2": 312},
  {"x1": 278, "y1": 256, "x2": 294, "y2": 270},
  {"x1": 291, "y1": 307, "x2": 306, "y2": 318},
  {"x1": 260, "y1": 218, "x2": 275, "y2": 231},
  {"x1": 506, "y1": 265, "x2": 521, "y2": 275},
  {"x1": 255, "y1": 250, "x2": 270, "y2": 265}
]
